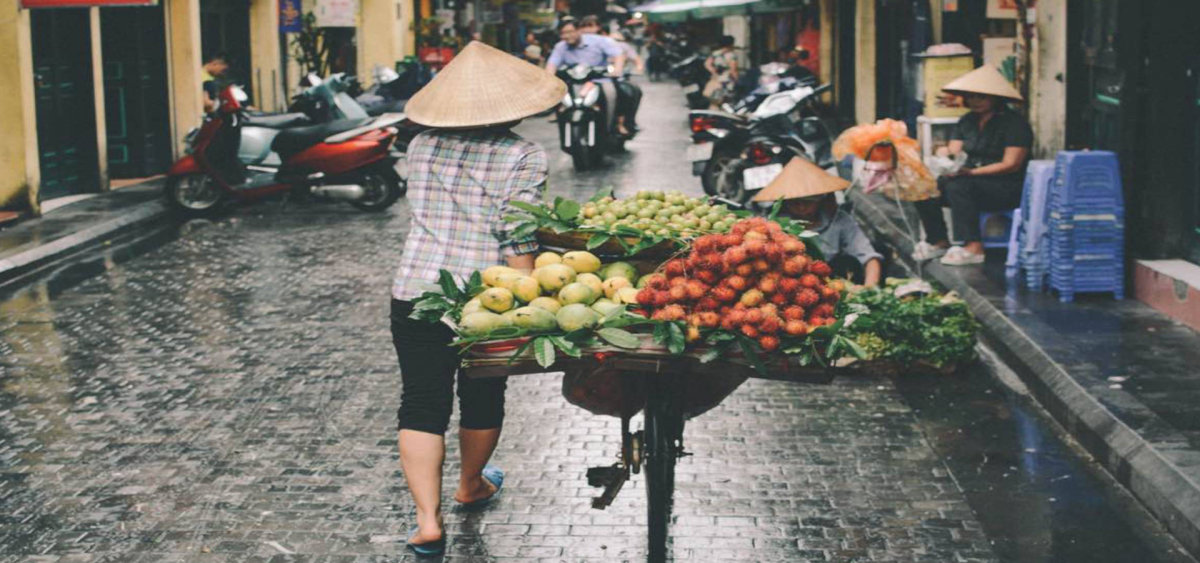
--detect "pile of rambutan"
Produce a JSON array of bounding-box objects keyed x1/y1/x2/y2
[{"x1": 635, "y1": 217, "x2": 843, "y2": 353}]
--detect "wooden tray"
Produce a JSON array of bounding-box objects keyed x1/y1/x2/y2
[{"x1": 535, "y1": 229, "x2": 682, "y2": 259}]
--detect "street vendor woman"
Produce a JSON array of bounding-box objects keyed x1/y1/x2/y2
[
  {"x1": 912, "y1": 65, "x2": 1033, "y2": 266},
  {"x1": 389, "y1": 42, "x2": 566, "y2": 556},
  {"x1": 754, "y1": 157, "x2": 884, "y2": 287}
]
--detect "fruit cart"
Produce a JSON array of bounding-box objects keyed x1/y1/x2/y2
[{"x1": 462, "y1": 335, "x2": 840, "y2": 563}]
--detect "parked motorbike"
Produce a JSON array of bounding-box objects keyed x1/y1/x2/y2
[
  {"x1": 349, "y1": 62, "x2": 433, "y2": 116},
  {"x1": 687, "y1": 83, "x2": 835, "y2": 206},
  {"x1": 672, "y1": 54, "x2": 711, "y2": 110},
  {"x1": 166, "y1": 85, "x2": 406, "y2": 216},
  {"x1": 555, "y1": 65, "x2": 635, "y2": 171},
  {"x1": 723, "y1": 63, "x2": 815, "y2": 115}
]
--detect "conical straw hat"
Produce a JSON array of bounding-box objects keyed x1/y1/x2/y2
[
  {"x1": 941, "y1": 65, "x2": 1022, "y2": 101},
  {"x1": 753, "y1": 157, "x2": 849, "y2": 202},
  {"x1": 406, "y1": 41, "x2": 568, "y2": 128}
]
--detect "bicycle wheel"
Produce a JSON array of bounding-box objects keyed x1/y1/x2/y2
[{"x1": 644, "y1": 375, "x2": 681, "y2": 562}]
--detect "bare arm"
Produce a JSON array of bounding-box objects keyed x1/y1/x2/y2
[
  {"x1": 506, "y1": 254, "x2": 535, "y2": 274},
  {"x1": 611, "y1": 53, "x2": 626, "y2": 77},
  {"x1": 967, "y1": 146, "x2": 1029, "y2": 176},
  {"x1": 862, "y1": 258, "x2": 882, "y2": 287},
  {"x1": 947, "y1": 140, "x2": 964, "y2": 154},
  {"x1": 704, "y1": 56, "x2": 716, "y2": 74},
  {"x1": 728, "y1": 59, "x2": 739, "y2": 81}
]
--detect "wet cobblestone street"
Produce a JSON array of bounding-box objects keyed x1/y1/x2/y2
[{"x1": 0, "y1": 80, "x2": 1192, "y2": 563}]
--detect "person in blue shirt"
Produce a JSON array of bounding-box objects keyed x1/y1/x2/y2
[{"x1": 546, "y1": 19, "x2": 630, "y2": 135}]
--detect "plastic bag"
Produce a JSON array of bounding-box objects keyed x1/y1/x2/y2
[
  {"x1": 832, "y1": 119, "x2": 939, "y2": 202},
  {"x1": 925, "y1": 152, "x2": 968, "y2": 178}
]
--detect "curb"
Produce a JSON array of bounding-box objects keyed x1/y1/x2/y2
[
  {"x1": 0, "y1": 199, "x2": 169, "y2": 290},
  {"x1": 848, "y1": 189, "x2": 1200, "y2": 559}
]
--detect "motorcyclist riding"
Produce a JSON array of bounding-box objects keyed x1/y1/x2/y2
[{"x1": 546, "y1": 18, "x2": 632, "y2": 136}]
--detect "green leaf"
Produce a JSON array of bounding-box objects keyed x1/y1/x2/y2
[
  {"x1": 613, "y1": 225, "x2": 643, "y2": 237},
  {"x1": 511, "y1": 222, "x2": 539, "y2": 240},
  {"x1": 503, "y1": 214, "x2": 527, "y2": 223},
  {"x1": 841, "y1": 336, "x2": 868, "y2": 360},
  {"x1": 507, "y1": 338, "x2": 537, "y2": 365},
  {"x1": 666, "y1": 322, "x2": 686, "y2": 354},
  {"x1": 737, "y1": 336, "x2": 767, "y2": 376},
  {"x1": 437, "y1": 270, "x2": 462, "y2": 301},
  {"x1": 554, "y1": 199, "x2": 581, "y2": 222},
  {"x1": 699, "y1": 346, "x2": 723, "y2": 364},
  {"x1": 596, "y1": 328, "x2": 640, "y2": 349},
  {"x1": 545, "y1": 220, "x2": 575, "y2": 233},
  {"x1": 486, "y1": 326, "x2": 524, "y2": 339},
  {"x1": 586, "y1": 233, "x2": 613, "y2": 250},
  {"x1": 602, "y1": 304, "x2": 627, "y2": 323},
  {"x1": 549, "y1": 336, "x2": 583, "y2": 357},
  {"x1": 533, "y1": 337, "x2": 556, "y2": 368},
  {"x1": 588, "y1": 187, "x2": 614, "y2": 202},
  {"x1": 511, "y1": 201, "x2": 552, "y2": 218},
  {"x1": 768, "y1": 199, "x2": 784, "y2": 220}
]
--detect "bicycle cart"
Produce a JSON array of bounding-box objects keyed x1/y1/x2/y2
[{"x1": 461, "y1": 336, "x2": 839, "y2": 563}]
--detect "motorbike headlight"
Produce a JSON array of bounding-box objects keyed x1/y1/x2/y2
[
  {"x1": 582, "y1": 86, "x2": 602, "y2": 107},
  {"x1": 562, "y1": 92, "x2": 574, "y2": 108}
]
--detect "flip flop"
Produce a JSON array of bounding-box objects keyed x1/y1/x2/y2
[
  {"x1": 406, "y1": 525, "x2": 446, "y2": 556},
  {"x1": 458, "y1": 465, "x2": 504, "y2": 510}
]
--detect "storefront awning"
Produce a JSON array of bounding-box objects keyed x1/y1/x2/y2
[{"x1": 645, "y1": 0, "x2": 762, "y2": 21}]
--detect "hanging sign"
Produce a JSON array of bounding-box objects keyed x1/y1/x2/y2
[
  {"x1": 22, "y1": 0, "x2": 155, "y2": 7},
  {"x1": 315, "y1": 0, "x2": 358, "y2": 27},
  {"x1": 280, "y1": 0, "x2": 303, "y2": 32}
]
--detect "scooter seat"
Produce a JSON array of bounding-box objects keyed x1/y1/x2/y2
[
  {"x1": 244, "y1": 112, "x2": 313, "y2": 129},
  {"x1": 271, "y1": 118, "x2": 374, "y2": 156}
]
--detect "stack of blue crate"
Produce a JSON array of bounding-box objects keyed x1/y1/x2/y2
[
  {"x1": 1047, "y1": 151, "x2": 1124, "y2": 302},
  {"x1": 1012, "y1": 160, "x2": 1056, "y2": 290}
]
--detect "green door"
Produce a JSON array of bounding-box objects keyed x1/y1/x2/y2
[
  {"x1": 32, "y1": 8, "x2": 99, "y2": 201},
  {"x1": 101, "y1": 5, "x2": 171, "y2": 179}
]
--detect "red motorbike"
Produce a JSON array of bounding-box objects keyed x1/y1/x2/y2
[{"x1": 166, "y1": 85, "x2": 407, "y2": 216}]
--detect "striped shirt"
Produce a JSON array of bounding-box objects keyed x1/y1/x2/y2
[{"x1": 392, "y1": 128, "x2": 546, "y2": 301}]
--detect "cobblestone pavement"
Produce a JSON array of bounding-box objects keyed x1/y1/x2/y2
[{"x1": 2, "y1": 80, "x2": 1010, "y2": 563}]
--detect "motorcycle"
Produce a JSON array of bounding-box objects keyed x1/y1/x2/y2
[
  {"x1": 687, "y1": 83, "x2": 835, "y2": 206},
  {"x1": 237, "y1": 73, "x2": 422, "y2": 172},
  {"x1": 555, "y1": 65, "x2": 635, "y2": 171},
  {"x1": 672, "y1": 53, "x2": 711, "y2": 110},
  {"x1": 348, "y1": 62, "x2": 433, "y2": 117},
  {"x1": 166, "y1": 85, "x2": 406, "y2": 216}
]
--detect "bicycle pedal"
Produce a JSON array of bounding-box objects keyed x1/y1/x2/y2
[{"x1": 587, "y1": 465, "x2": 621, "y2": 488}]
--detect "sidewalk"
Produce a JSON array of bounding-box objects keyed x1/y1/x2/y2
[
  {"x1": 850, "y1": 188, "x2": 1200, "y2": 559},
  {"x1": 0, "y1": 181, "x2": 168, "y2": 289}
]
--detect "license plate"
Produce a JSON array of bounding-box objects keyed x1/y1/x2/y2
[
  {"x1": 686, "y1": 142, "x2": 714, "y2": 162},
  {"x1": 681, "y1": 83, "x2": 700, "y2": 94},
  {"x1": 742, "y1": 163, "x2": 784, "y2": 191}
]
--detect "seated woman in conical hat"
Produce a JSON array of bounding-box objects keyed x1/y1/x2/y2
[
  {"x1": 388, "y1": 42, "x2": 567, "y2": 556},
  {"x1": 912, "y1": 65, "x2": 1033, "y2": 266},
  {"x1": 753, "y1": 158, "x2": 884, "y2": 287}
]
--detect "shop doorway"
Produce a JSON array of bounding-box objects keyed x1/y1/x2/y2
[
  {"x1": 1067, "y1": 0, "x2": 1200, "y2": 263},
  {"x1": 31, "y1": 8, "x2": 99, "y2": 201},
  {"x1": 201, "y1": 0, "x2": 253, "y2": 101},
  {"x1": 101, "y1": 5, "x2": 171, "y2": 179}
]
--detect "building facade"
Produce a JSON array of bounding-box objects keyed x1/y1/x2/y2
[{"x1": 0, "y1": 0, "x2": 414, "y2": 216}]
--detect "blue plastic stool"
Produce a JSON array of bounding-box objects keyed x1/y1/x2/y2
[{"x1": 980, "y1": 210, "x2": 1015, "y2": 249}]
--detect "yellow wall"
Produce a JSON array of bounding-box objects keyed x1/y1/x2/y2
[
  {"x1": 250, "y1": 0, "x2": 284, "y2": 112},
  {"x1": 1030, "y1": 0, "x2": 1066, "y2": 158},
  {"x1": 359, "y1": 0, "x2": 409, "y2": 85},
  {"x1": 90, "y1": 7, "x2": 109, "y2": 191},
  {"x1": 0, "y1": 0, "x2": 38, "y2": 213},
  {"x1": 818, "y1": 0, "x2": 832, "y2": 102},
  {"x1": 854, "y1": 0, "x2": 876, "y2": 124},
  {"x1": 165, "y1": 0, "x2": 204, "y2": 159}
]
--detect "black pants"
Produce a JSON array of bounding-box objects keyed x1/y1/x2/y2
[
  {"x1": 915, "y1": 174, "x2": 1023, "y2": 244},
  {"x1": 391, "y1": 299, "x2": 508, "y2": 435},
  {"x1": 616, "y1": 81, "x2": 642, "y2": 130}
]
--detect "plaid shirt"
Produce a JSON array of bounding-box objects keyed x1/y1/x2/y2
[{"x1": 392, "y1": 128, "x2": 546, "y2": 301}]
